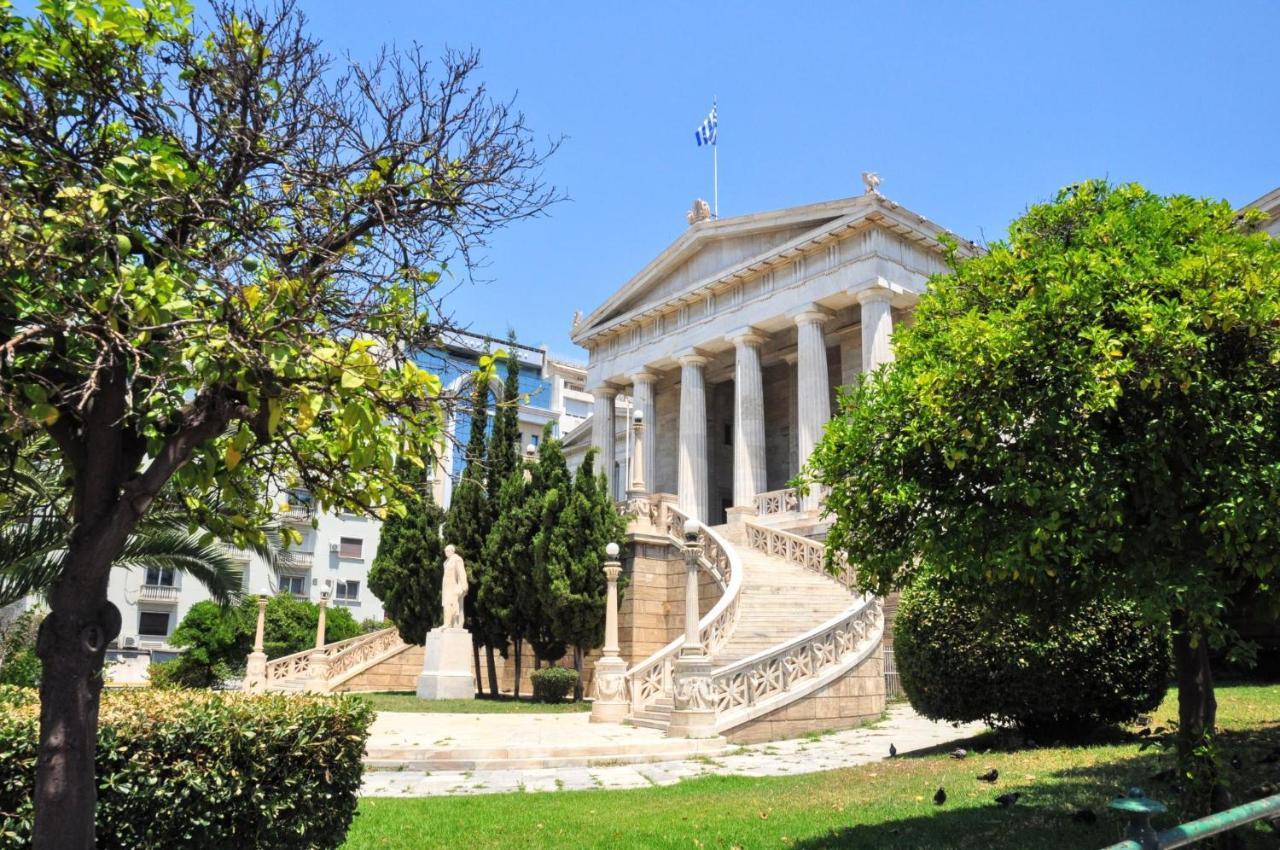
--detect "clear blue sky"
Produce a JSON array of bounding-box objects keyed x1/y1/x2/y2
[{"x1": 306, "y1": 1, "x2": 1277, "y2": 359}]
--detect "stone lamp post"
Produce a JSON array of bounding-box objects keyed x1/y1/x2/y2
[
  {"x1": 590, "y1": 541, "x2": 629, "y2": 723},
  {"x1": 243, "y1": 587, "x2": 270, "y2": 692},
  {"x1": 306, "y1": 580, "x2": 333, "y2": 693},
  {"x1": 668, "y1": 519, "x2": 716, "y2": 737},
  {"x1": 523, "y1": 443, "x2": 537, "y2": 483}
]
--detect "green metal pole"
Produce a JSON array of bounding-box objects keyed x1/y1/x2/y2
[{"x1": 1156, "y1": 792, "x2": 1280, "y2": 849}]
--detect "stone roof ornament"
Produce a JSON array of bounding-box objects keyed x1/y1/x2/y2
[
  {"x1": 862, "y1": 171, "x2": 882, "y2": 196},
  {"x1": 687, "y1": 198, "x2": 712, "y2": 226},
  {"x1": 571, "y1": 309, "x2": 583, "y2": 329}
]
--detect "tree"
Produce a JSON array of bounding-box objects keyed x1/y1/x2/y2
[
  {"x1": 542, "y1": 448, "x2": 626, "y2": 699},
  {"x1": 807, "y1": 181, "x2": 1280, "y2": 803},
  {"x1": 528, "y1": 426, "x2": 573, "y2": 667},
  {"x1": 443, "y1": 369, "x2": 502, "y2": 695},
  {"x1": 0, "y1": 2, "x2": 555, "y2": 845},
  {"x1": 367, "y1": 473, "x2": 447, "y2": 645}
]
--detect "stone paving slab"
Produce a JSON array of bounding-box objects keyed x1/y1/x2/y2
[{"x1": 361, "y1": 703, "x2": 984, "y2": 797}]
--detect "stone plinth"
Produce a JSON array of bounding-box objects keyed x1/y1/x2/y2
[
  {"x1": 244, "y1": 650, "x2": 267, "y2": 692},
  {"x1": 589, "y1": 656, "x2": 629, "y2": 723},
  {"x1": 667, "y1": 654, "x2": 717, "y2": 738},
  {"x1": 417, "y1": 627, "x2": 476, "y2": 700}
]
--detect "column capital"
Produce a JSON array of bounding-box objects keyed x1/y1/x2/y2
[
  {"x1": 629, "y1": 369, "x2": 658, "y2": 386},
  {"x1": 726, "y1": 326, "x2": 768, "y2": 348},
  {"x1": 590, "y1": 385, "x2": 619, "y2": 399},
  {"x1": 792, "y1": 304, "x2": 833, "y2": 327},
  {"x1": 855, "y1": 285, "x2": 894, "y2": 307},
  {"x1": 676, "y1": 349, "x2": 710, "y2": 368}
]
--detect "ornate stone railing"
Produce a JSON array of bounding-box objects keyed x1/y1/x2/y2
[
  {"x1": 323, "y1": 627, "x2": 404, "y2": 685},
  {"x1": 743, "y1": 521, "x2": 855, "y2": 590},
  {"x1": 707, "y1": 595, "x2": 883, "y2": 731},
  {"x1": 263, "y1": 631, "x2": 370, "y2": 685},
  {"x1": 753, "y1": 487, "x2": 800, "y2": 516},
  {"x1": 625, "y1": 498, "x2": 744, "y2": 714}
]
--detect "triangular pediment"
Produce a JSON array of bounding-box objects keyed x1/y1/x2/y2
[{"x1": 573, "y1": 196, "x2": 877, "y2": 342}]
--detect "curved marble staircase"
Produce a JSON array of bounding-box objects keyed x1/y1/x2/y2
[
  {"x1": 260, "y1": 626, "x2": 413, "y2": 694},
  {"x1": 623, "y1": 496, "x2": 884, "y2": 740}
]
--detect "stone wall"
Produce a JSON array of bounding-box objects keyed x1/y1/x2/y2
[
  {"x1": 725, "y1": 644, "x2": 885, "y2": 744},
  {"x1": 333, "y1": 643, "x2": 423, "y2": 693}
]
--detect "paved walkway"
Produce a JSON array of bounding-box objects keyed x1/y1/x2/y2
[{"x1": 361, "y1": 703, "x2": 984, "y2": 797}]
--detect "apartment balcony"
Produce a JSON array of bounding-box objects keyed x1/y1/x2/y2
[
  {"x1": 138, "y1": 584, "x2": 180, "y2": 604},
  {"x1": 280, "y1": 503, "x2": 314, "y2": 524}
]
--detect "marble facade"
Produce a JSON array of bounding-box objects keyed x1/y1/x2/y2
[{"x1": 571, "y1": 190, "x2": 977, "y2": 524}]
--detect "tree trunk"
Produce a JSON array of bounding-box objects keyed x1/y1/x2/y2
[
  {"x1": 512, "y1": 638, "x2": 523, "y2": 700},
  {"x1": 485, "y1": 644, "x2": 498, "y2": 698},
  {"x1": 1172, "y1": 611, "x2": 1218, "y2": 756},
  {"x1": 33, "y1": 550, "x2": 118, "y2": 850},
  {"x1": 472, "y1": 643, "x2": 482, "y2": 695},
  {"x1": 1171, "y1": 609, "x2": 1220, "y2": 816},
  {"x1": 573, "y1": 645, "x2": 584, "y2": 702}
]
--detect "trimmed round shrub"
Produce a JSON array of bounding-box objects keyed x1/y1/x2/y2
[
  {"x1": 531, "y1": 666, "x2": 578, "y2": 703},
  {"x1": 0, "y1": 686, "x2": 373, "y2": 849},
  {"x1": 895, "y1": 575, "x2": 1169, "y2": 737}
]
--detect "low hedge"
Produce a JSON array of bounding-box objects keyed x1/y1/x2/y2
[
  {"x1": 895, "y1": 575, "x2": 1170, "y2": 738},
  {"x1": 0, "y1": 686, "x2": 373, "y2": 849},
  {"x1": 530, "y1": 666, "x2": 578, "y2": 703}
]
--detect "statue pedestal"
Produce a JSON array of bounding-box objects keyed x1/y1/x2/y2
[{"x1": 416, "y1": 627, "x2": 476, "y2": 700}]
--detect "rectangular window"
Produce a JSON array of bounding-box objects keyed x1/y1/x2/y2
[
  {"x1": 335, "y1": 580, "x2": 360, "y2": 602},
  {"x1": 144, "y1": 566, "x2": 175, "y2": 587},
  {"x1": 278, "y1": 573, "x2": 307, "y2": 597},
  {"x1": 530, "y1": 434, "x2": 540, "y2": 447},
  {"x1": 339, "y1": 537, "x2": 363, "y2": 559},
  {"x1": 138, "y1": 610, "x2": 170, "y2": 637}
]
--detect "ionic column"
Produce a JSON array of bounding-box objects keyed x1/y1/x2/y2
[
  {"x1": 676, "y1": 352, "x2": 709, "y2": 523},
  {"x1": 629, "y1": 371, "x2": 657, "y2": 496},
  {"x1": 857, "y1": 286, "x2": 895, "y2": 373},
  {"x1": 729, "y1": 330, "x2": 767, "y2": 516},
  {"x1": 795, "y1": 308, "x2": 832, "y2": 513},
  {"x1": 591, "y1": 386, "x2": 618, "y2": 498}
]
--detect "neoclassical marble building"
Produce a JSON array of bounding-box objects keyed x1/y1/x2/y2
[{"x1": 571, "y1": 187, "x2": 977, "y2": 524}]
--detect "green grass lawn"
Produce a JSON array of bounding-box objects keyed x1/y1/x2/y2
[
  {"x1": 343, "y1": 684, "x2": 1280, "y2": 850},
  {"x1": 355, "y1": 692, "x2": 591, "y2": 714}
]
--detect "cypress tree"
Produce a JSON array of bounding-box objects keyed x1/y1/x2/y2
[
  {"x1": 542, "y1": 447, "x2": 627, "y2": 699},
  {"x1": 487, "y1": 332, "x2": 523, "y2": 502},
  {"x1": 443, "y1": 368, "x2": 500, "y2": 695},
  {"x1": 527, "y1": 423, "x2": 571, "y2": 666},
  {"x1": 367, "y1": 469, "x2": 447, "y2": 645}
]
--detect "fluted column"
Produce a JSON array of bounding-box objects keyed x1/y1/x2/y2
[
  {"x1": 730, "y1": 330, "x2": 767, "y2": 514},
  {"x1": 676, "y1": 352, "x2": 709, "y2": 523},
  {"x1": 795, "y1": 308, "x2": 832, "y2": 513},
  {"x1": 591, "y1": 386, "x2": 618, "y2": 499},
  {"x1": 629, "y1": 371, "x2": 657, "y2": 496},
  {"x1": 590, "y1": 543, "x2": 628, "y2": 723},
  {"x1": 858, "y1": 286, "x2": 895, "y2": 373}
]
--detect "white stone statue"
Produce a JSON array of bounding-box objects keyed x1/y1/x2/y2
[
  {"x1": 862, "y1": 171, "x2": 882, "y2": 196},
  {"x1": 441, "y1": 544, "x2": 467, "y2": 629},
  {"x1": 687, "y1": 198, "x2": 711, "y2": 226}
]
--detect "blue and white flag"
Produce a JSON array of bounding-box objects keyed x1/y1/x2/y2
[{"x1": 694, "y1": 102, "x2": 717, "y2": 147}]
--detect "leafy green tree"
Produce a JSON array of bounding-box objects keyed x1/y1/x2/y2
[
  {"x1": 807, "y1": 181, "x2": 1280, "y2": 800},
  {"x1": 0, "y1": 1, "x2": 553, "y2": 842},
  {"x1": 367, "y1": 475, "x2": 447, "y2": 645},
  {"x1": 542, "y1": 448, "x2": 626, "y2": 699},
  {"x1": 166, "y1": 594, "x2": 362, "y2": 687},
  {"x1": 444, "y1": 370, "x2": 502, "y2": 694}
]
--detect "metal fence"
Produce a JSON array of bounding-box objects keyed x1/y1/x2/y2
[
  {"x1": 1103, "y1": 788, "x2": 1280, "y2": 849},
  {"x1": 883, "y1": 646, "x2": 904, "y2": 697}
]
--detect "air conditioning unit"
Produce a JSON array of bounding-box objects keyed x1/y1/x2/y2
[
  {"x1": 123, "y1": 636, "x2": 137, "y2": 648},
  {"x1": 328, "y1": 542, "x2": 340, "y2": 553}
]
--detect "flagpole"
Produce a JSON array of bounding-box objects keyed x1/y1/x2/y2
[{"x1": 712, "y1": 97, "x2": 719, "y2": 219}]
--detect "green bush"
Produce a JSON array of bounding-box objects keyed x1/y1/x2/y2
[
  {"x1": 530, "y1": 666, "x2": 578, "y2": 703},
  {"x1": 167, "y1": 594, "x2": 363, "y2": 686},
  {"x1": 895, "y1": 575, "x2": 1170, "y2": 737},
  {"x1": 0, "y1": 685, "x2": 373, "y2": 849},
  {"x1": 0, "y1": 609, "x2": 42, "y2": 688}
]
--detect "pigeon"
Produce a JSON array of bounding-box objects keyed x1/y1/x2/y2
[
  {"x1": 933, "y1": 787, "x2": 947, "y2": 805},
  {"x1": 995, "y1": 792, "x2": 1022, "y2": 808},
  {"x1": 1071, "y1": 808, "x2": 1097, "y2": 825},
  {"x1": 889, "y1": 743, "x2": 897, "y2": 758},
  {"x1": 949, "y1": 748, "x2": 968, "y2": 760},
  {"x1": 977, "y1": 769, "x2": 999, "y2": 783}
]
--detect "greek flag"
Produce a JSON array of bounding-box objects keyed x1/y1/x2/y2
[{"x1": 694, "y1": 102, "x2": 717, "y2": 147}]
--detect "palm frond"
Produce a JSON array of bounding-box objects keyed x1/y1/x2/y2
[
  {"x1": 116, "y1": 530, "x2": 244, "y2": 605},
  {"x1": 0, "y1": 519, "x2": 66, "y2": 608}
]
